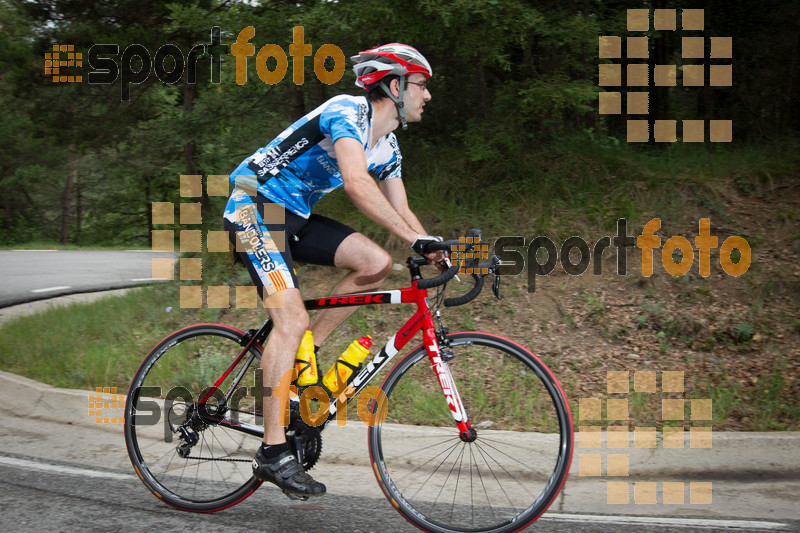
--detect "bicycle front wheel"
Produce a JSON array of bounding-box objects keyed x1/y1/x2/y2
[
  {"x1": 368, "y1": 332, "x2": 573, "y2": 533},
  {"x1": 124, "y1": 324, "x2": 265, "y2": 512}
]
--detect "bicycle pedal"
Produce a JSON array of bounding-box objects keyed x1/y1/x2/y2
[{"x1": 283, "y1": 490, "x2": 310, "y2": 501}]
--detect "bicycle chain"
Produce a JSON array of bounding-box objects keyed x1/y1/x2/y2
[{"x1": 183, "y1": 455, "x2": 251, "y2": 463}]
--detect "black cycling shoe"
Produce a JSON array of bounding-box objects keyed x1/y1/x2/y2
[{"x1": 252, "y1": 448, "x2": 326, "y2": 500}]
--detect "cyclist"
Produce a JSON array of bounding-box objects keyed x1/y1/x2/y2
[{"x1": 223, "y1": 43, "x2": 444, "y2": 499}]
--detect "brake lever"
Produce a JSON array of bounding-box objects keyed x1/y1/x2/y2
[
  {"x1": 442, "y1": 256, "x2": 461, "y2": 282},
  {"x1": 492, "y1": 273, "x2": 502, "y2": 301}
]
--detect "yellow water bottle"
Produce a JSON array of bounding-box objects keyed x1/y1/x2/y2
[
  {"x1": 294, "y1": 330, "x2": 319, "y2": 386},
  {"x1": 322, "y1": 336, "x2": 373, "y2": 392}
]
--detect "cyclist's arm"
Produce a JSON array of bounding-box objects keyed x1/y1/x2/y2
[
  {"x1": 379, "y1": 178, "x2": 427, "y2": 235},
  {"x1": 335, "y1": 137, "x2": 419, "y2": 244}
]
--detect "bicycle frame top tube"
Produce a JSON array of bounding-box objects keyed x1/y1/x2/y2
[{"x1": 202, "y1": 278, "x2": 474, "y2": 437}]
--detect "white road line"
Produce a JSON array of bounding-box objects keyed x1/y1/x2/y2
[
  {"x1": 0, "y1": 456, "x2": 131, "y2": 481},
  {"x1": 31, "y1": 286, "x2": 72, "y2": 293},
  {"x1": 12, "y1": 249, "x2": 59, "y2": 252},
  {"x1": 129, "y1": 278, "x2": 154, "y2": 282},
  {"x1": 542, "y1": 512, "x2": 788, "y2": 530}
]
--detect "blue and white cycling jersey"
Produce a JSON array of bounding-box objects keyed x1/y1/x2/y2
[{"x1": 228, "y1": 94, "x2": 402, "y2": 218}]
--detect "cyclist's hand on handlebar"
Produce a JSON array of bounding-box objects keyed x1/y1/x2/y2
[
  {"x1": 411, "y1": 234, "x2": 447, "y2": 267},
  {"x1": 411, "y1": 234, "x2": 444, "y2": 255}
]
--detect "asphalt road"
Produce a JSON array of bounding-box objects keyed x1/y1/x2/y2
[
  {"x1": 1, "y1": 453, "x2": 795, "y2": 533},
  {"x1": 0, "y1": 250, "x2": 176, "y2": 307}
]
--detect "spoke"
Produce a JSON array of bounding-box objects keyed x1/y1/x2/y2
[
  {"x1": 402, "y1": 438, "x2": 463, "y2": 501},
  {"x1": 433, "y1": 441, "x2": 466, "y2": 510},
  {"x1": 474, "y1": 441, "x2": 537, "y2": 503},
  {"x1": 477, "y1": 438, "x2": 545, "y2": 472},
  {"x1": 472, "y1": 439, "x2": 517, "y2": 509},
  {"x1": 471, "y1": 442, "x2": 497, "y2": 522}
]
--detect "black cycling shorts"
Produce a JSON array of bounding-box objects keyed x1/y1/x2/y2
[{"x1": 223, "y1": 190, "x2": 355, "y2": 298}]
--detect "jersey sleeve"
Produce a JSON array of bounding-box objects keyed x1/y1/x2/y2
[
  {"x1": 318, "y1": 97, "x2": 368, "y2": 145},
  {"x1": 374, "y1": 134, "x2": 402, "y2": 181}
]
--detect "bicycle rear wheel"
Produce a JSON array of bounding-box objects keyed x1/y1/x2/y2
[
  {"x1": 124, "y1": 324, "x2": 264, "y2": 512},
  {"x1": 368, "y1": 332, "x2": 573, "y2": 533}
]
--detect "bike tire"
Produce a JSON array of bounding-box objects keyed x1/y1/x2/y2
[
  {"x1": 368, "y1": 332, "x2": 573, "y2": 533},
  {"x1": 124, "y1": 324, "x2": 264, "y2": 512}
]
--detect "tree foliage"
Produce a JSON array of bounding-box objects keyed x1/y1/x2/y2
[{"x1": 0, "y1": 0, "x2": 796, "y2": 245}]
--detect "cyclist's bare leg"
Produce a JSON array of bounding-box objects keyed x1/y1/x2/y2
[
  {"x1": 262, "y1": 288, "x2": 308, "y2": 445},
  {"x1": 309, "y1": 232, "x2": 392, "y2": 345}
]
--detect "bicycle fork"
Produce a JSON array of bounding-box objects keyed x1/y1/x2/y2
[{"x1": 422, "y1": 323, "x2": 476, "y2": 442}]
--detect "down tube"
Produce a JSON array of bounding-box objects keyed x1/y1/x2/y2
[{"x1": 328, "y1": 308, "x2": 428, "y2": 418}]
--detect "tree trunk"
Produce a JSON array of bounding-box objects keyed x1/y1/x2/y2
[
  {"x1": 75, "y1": 173, "x2": 82, "y2": 238},
  {"x1": 61, "y1": 172, "x2": 73, "y2": 245}
]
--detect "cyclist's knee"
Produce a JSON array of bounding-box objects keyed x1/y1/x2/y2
[
  {"x1": 268, "y1": 293, "x2": 309, "y2": 337},
  {"x1": 360, "y1": 250, "x2": 392, "y2": 283}
]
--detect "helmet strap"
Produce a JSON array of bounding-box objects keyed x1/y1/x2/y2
[{"x1": 379, "y1": 76, "x2": 408, "y2": 130}]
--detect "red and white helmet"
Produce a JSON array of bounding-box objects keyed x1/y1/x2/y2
[{"x1": 351, "y1": 43, "x2": 432, "y2": 89}]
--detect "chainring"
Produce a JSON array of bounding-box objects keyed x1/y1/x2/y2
[{"x1": 286, "y1": 399, "x2": 323, "y2": 471}]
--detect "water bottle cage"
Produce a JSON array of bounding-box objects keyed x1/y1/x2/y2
[{"x1": 326, "y1": 359, "x2": 361, "y2": 393}]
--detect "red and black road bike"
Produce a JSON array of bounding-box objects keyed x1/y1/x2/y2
[{"x1": 124, "y1": 230, "x2": 574, "y2": 533}]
